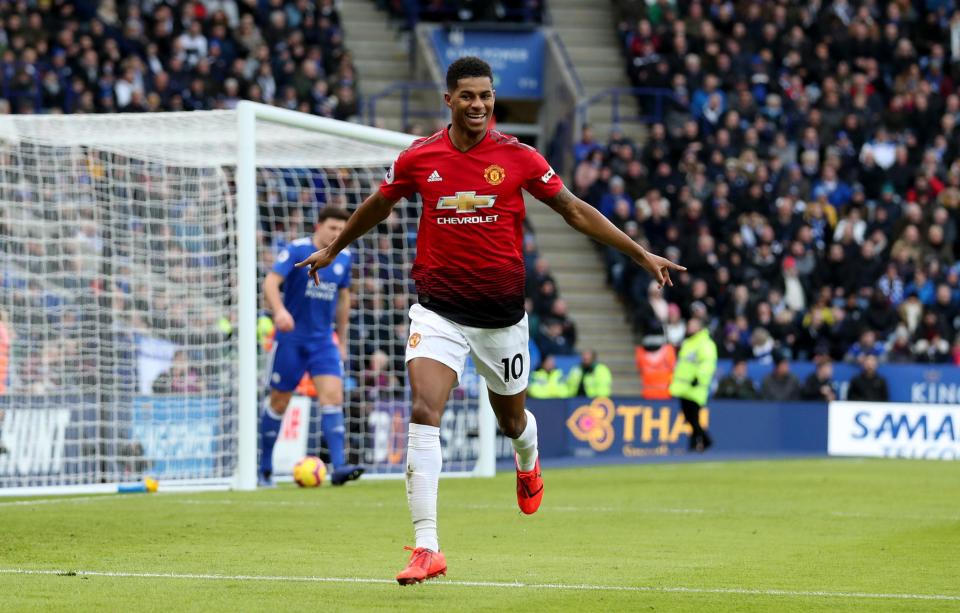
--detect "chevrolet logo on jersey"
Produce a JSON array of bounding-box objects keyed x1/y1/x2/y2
[{"x1": 436, "y1": 191, "x2": 497, "y2": 213}]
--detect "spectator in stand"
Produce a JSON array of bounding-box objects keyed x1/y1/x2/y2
[
  {"x1": 932, "y1": 284, "x2": 960, "y2": 332},
  {"x1": 800, "y1": 359, "x2": 837, "y2": 402},
  {"x1": 544, "y1": 299, "x2": 577, "y2": 349},
  {"x1": 532, "y1": 278, "x2": 557, "y2": 317},
  {"x1": 913, "y1": 310, "x2": 953, "y2": 363},
  {"x1": 536, "y1": 318, "x2": 575, "y2": 357},
  {"x1": 714, "y1": 359, "x2": 758, "y2": 401},
  {"x1": 527, "y1": 355, "x2": 569, "y2": 400},
  {"x1": 813, "y1": 165, "x2": 853, "y2": 209},
  {"x1": 847, "y1": 355, "x2": 890, "y2": 402},
  {"x1": 749, "y1": 327, "x2": 776, "y2": 363},
  {"x1": 574, "y1": 149, "x2": 605, "y2": 201},
  {"x1": 634, "y1": 325, "x2": 675, "y2": 400},
  {"x1": 567, "y1": 349, "x2": 612, "y2": 399},
  {"x1": 845, "y1": 330, "x2": 886, "y2": 364},
  {"x1": 362, "y1": 349, "x2": 400, "y2": 401},
  {"x1": 760, "y1": 354, "x2": 801, "y2": 402},
  {"x1": 525, "y1": 257, "x2": 554, "y2": 299},
  {"x1": 574, "y1": 125, "x2": 603, "y2": 165},
  {"x1": 152, "y1": 350, "x2": 202, "y2": 394},
  {"x1": 905, "y1": 269, "x2": 936, "y2": 306},
  {"x1": 886, "y1": 326, "x2": 915, "y2": 363},
  {"x1": 598, "y1": 175, "x2": 632, "y2": 220},
  {"x1": 663, "y1": 303, "x2": 685, "y2": 347}
]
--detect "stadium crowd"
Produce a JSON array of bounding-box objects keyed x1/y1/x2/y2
[
  {"x1": 380, "y1": 0, "x2": 543, "y2": 26},
  {"x1": 0, "y1": 0, "x2": 578, "y2": 403},
  {"x1": 575, "y1": 0, "x2": 960, "y2": 367},
  {"x1": 0, "y1": 0, "x2": 358, "y2": 119}
]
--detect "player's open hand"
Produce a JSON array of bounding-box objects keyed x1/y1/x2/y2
[
  {"x1": 635, "y1": 249, "x2": 686, "y2": 289},
  {"x1": 273, "y1": 309, "x2": 295, "y2": 333},
  {"x1": 295, "y1": 248, "x2": 335, "y2": 285}
]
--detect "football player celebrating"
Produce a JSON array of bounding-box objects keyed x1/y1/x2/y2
[{"x1": 297, "y1": 57, "x2": 684, "y2": 584}]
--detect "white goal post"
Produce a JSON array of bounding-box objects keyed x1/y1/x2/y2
[{"x1": 0, "y1": 102, "x2": 497, "y2": 497}]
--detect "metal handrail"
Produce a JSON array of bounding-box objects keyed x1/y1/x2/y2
[
  {"x1": 364, "y1": 81, "x2": 447, "y2": 129},
  {"x1": 549, "y1": 29, "x2": 584, "y2": 99},
  {"x1": 576, "y1": 86, "x2": 682, "y2": 128}
]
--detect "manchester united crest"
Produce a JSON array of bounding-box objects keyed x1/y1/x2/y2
[
  {"x1": 408, "y1": 332, "x2": 422, "y2": 348},
  {"x1": 483, "y1": 164, "x2": 506, "y2": 186}
]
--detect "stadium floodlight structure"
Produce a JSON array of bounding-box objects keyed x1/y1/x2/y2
[{"x1": 0, "y1": 102, "x2": 496, "y2": 496}]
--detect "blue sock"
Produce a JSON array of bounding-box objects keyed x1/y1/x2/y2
[
  {"x1": 259, "y1": 403, "x2": 282, "y2": 476},
  {"x1": 320, "y1": 405, "x2": 346, "y2": 469}
]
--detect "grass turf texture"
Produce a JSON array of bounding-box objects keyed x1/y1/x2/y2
[{"x1": 2, "y1": 458, "x2": 958, "y2": 612}]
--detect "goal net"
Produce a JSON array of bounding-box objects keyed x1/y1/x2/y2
[{"x1": 0, "y1": 104, "x2": 494, "y2": 496}]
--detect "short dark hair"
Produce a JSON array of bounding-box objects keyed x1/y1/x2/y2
[
  {"x1": 317, "y1": 207, "x2": 350, "y2": 224},
  {"x1": 446, "y1": 56, "x2": 493, "y2": 91}
]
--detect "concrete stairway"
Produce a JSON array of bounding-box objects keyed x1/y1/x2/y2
[
  {"x1": 339, "y1": 1, "x2": 411, "y2": 131},
  {"x1": 548, "y1": 0, "x2": 645, "y2": 143},
  {"x1": 536, "y1": 4, "x2": 642, "y2": 394},
  {"x1": 525, "y1": 194, "x2": 639, "y2": 396}
]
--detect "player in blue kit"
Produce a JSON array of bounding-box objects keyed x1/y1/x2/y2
[{"x1": 259, "y1": 207, "x2": 364, "y2": 487}]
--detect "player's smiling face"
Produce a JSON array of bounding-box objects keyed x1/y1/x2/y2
[{"x1": 446, "y1": 76, "x2": 494, "y2": 136}]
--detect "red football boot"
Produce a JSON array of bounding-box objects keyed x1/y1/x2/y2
[
  {"x1": 516, "y1": 456, "x2": 543, "y2": 515},
  {"x1": 395, "y1": 546, "x2": 447, "y2": 585}
]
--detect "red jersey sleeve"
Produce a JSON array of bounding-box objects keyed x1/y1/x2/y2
[
  {"x1": 522, "y1": 148, "x2": 564, "y2": 201},
  {"x1": 378, "y1": 149, "x2": 417, "y2": 201}
]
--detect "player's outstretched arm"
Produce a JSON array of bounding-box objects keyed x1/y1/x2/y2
[
  {"x1": 295, "y1": 190, "x2": 399, "y2": 285},
  {"x1": 542, "y1": 186, "x2": 685, "y2": 288}
]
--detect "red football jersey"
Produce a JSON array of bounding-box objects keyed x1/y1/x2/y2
[{"x1": 379, "y1": 128, "x2": 564, "y2": 328}]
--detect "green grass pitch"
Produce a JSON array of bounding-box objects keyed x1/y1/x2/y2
[{"x1": 2, "y1": 458, "x2": 959, "y2": 612}]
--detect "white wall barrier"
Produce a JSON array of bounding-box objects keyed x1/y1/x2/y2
[{"x1": 828, "y1": 401, "x2": 960, "y2": 460}]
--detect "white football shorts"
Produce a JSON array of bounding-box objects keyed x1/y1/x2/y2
[{"x1": 405, "y1": 303, "x2": 530, "y2": 396}]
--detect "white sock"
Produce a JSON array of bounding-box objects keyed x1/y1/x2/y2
[
  {"x1": 511, "y1": 409, "x2": 539, "y2": 472},
  {"x1": 406, "y1": 423, "x2": 441, "y2": 552}
]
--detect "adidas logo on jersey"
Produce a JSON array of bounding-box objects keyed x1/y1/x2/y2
[{"x1": 428, "y1": 170, "x2": 443, "y2": 182}]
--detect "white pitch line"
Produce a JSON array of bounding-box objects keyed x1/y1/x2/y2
[
  {"x1": 830, "y1": 510, "x2": 960, "y2": 522},
  {"x1": 0, "y1": 495, "x2": 127, "y2": 508},
  {"x1": 117, "y1": 499, "x2": 960, "y2": 521},
  {"x1": 0, "y1": 568, "x2": 957, "y2": 602},
  {"x1": 7, "y1": 495, "x2": 959, "y2": 522},
  {"x1": 7, "y1": 492, "x2": 960, "y2": 521},
  {"x1": 159, "y1": 499, "x2": 702, "y2": 514}
]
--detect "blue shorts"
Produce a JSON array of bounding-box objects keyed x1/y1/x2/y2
[{"x1": 268, "y1": 338, "x2": 343, "y2": 391}]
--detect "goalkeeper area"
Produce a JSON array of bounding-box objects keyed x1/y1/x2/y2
[
  {"x1": 0, "y1": 104, "x2": 494, "y2": 495},
  {"x1": 2, "y1": 459, "x2": 958, "y2": 612}
]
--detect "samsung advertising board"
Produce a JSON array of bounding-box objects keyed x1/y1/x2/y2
[{"x1": 828, "y1": 401, "x2": 960, "y2": 460}]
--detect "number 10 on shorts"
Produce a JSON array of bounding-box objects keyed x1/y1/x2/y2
[{"x1": 500, "y1": 353, "x2": 524, "y2": 383}]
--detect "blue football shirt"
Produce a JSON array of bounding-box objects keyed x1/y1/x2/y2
[{"x1": 271, "y1": 237, "x2": 352, "y2": 342}]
